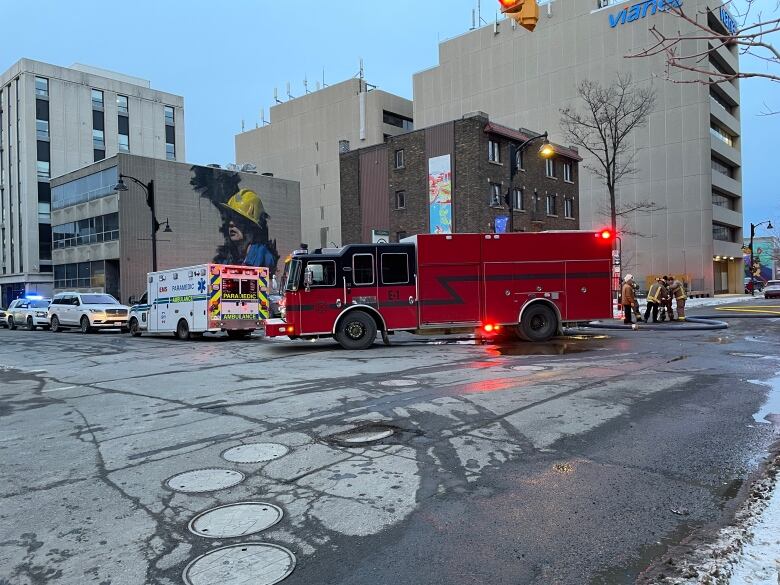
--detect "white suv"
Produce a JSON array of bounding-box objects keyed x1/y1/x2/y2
[
  {"x1": 48, "y1": 292, "x2": 130, "y2": 334},
  {"x1": 6, "y1": 297, "x2": 52, "y2": 330}
]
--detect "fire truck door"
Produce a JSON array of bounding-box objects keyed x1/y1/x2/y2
[
  {"x1": 565, "y1": 260, "x2": 611, "y2": 321},
  {"x1": 419, "y1": 263, "x2": 481, "y2": 325},
  {"x1": 377, "y1": 250, "x2": 417, "y2": 329},
  {"x1": 483, "y1": 262, "x2": 521, "y2": 324},
  {"x1": 512, "y1": 262, "x2": 566, "y2": 317},
  {"x1": 299, "y1": 259, "x2": 341, "y2": 335}
]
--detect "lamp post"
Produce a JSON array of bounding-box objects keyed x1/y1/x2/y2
[
  {"x1": 113, "y1": 175, "x2": 172, "y2": 272},
  {"x1": 748, "y1": 220, "x2": 774, "y2": 296},
  {"x1": 505, "y1": 131, "x2": 555, "y2": 233}
]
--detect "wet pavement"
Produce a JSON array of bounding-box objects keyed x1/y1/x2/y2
[{"x1": 0, "y1": 300, "x2": 778, "y2": 584}]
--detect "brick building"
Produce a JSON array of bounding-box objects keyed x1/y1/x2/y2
[{"x1": 340, "y1": 112, "x2": 581, "y2": 244}]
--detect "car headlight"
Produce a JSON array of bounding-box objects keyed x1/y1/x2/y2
[
  {"x1": 36, "y1": 311, "x2": 47, "y2": 317},
  {"x1": 88, "y1": 309, "x2": 103, "y2": 314}
]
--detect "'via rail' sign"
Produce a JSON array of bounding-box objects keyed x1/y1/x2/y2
[{"x1": 608, "y1": 0, "x2": 682, "y2": 28}]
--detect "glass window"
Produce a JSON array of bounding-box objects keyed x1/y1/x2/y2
[
  {"x1": 488, "y1": 140, "x2": 500, "y2": 163},
  {"x1": 381, "y1": 253, "x2": 409, "y2": 285},
  {"x1": 512, "y1": 188, "x2": 524, "y2": 211},
  {"x1": 563, "y1": 162, "x2": 573, "y2": 182},
  {"x1": 711, "y1": 158, "x2": 733, "y2": 177},
  {"x1": 546, "y1": 158, "x2": 556, "y2": 177},
  {"x1": 546, "y1": 194, "x2": 557, "y2": 215},
  {"x1": 164, "y1": 106, "x2": 175, "y2": 125},
  {"x1": 395, "y1": 190, "x2": 406, "y2": 209},
  {"x1": 91, "y1": 89, "x2": 104, "y2": 109},
  {"x1": 92, "y1": 128, "x2": 105, "y2": 149},
  {"x1": 36, "y1": 160, "x2": 50, "y2": 179},
  {"x1": 166, "y1": 142, "x2": 175, "y2": 160},
  {"x1": 712, "y1": 223, "x2": 736, "y2": 242},
  {"x1": 38, "y1": 202, "x2": 51, "y2": 222},
  {"x1": 306, "y1": 261, "x2": 336, "y2": 287},
  {"x1": 118, "y1": 134, "x2": 130, "y2": 153},
  {"x1": 394, "y1": 149, "x2": 404, "y2": 169},
  {"x1": 36, "y1": 119, "x2": 49, "y2": 139},
  {"x1": 710, "y1": 123, "x2": 734, "y2": 147},
  {"x1": 489, "y1": 183, "x2": 502, "y2": 207},
  {"x1": 117, "y1": 94, "x2": 128, "y2": 114},
  {"x1": 52, "y1": 167, "x2": 118, "y2": 209},
  {"x1": 353, "y1": 254, "x2": 375, "y2": 286},
  {"x1": 382, "y1": 110, "x2": 413, "y2": 130},
  {"x1": 564, "y1": 197, "x2": 575, "y2": 218},
  {"x1": 712, "y1": 192, "x2": 734, "y2": 209},
  {"x1": 35, "y1": 77, "x2": 49, "y2": 97},
  {"x1": 91, "y1": 261, "x2": 106, "y2": 288},
  {"x1": 515, "y1": 148, "x2": 524, "y2": 170}
]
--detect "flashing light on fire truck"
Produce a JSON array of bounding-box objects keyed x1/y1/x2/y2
[
  {"x1": 498, "y1": 0, "x2": 540, "y2": 32},
  {"x1": 597, "y1": 230, "x2": 613, "y2": 240}
]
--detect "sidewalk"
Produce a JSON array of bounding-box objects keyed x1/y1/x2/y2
[{"x1": 685, "y1": 294, "x2": 757, "y2": 309}]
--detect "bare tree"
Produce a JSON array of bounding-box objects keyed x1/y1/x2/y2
[
  {"x1": 559, "y1": 74, "x2": 658, "y2": 236},
  {"x1": 628, "y1": 1, "x2": 779, "y2": 95}
]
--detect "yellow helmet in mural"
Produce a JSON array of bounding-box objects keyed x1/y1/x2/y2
[{"x1": 219, "y1": 189, "x2": 267, "y2": 226}]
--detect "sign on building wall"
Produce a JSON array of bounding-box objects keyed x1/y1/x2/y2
[
  {"x1": 428, "y1": 155, "x2": 452, "y2": 234},
  {"x1": 608, "y1": 0, "x2": 682, "y2": 28}
]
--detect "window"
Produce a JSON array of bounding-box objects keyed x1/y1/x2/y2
[
  {"x1": 353, "y1": 254, "x2": 375, "y2": 285},
  {"x1": 710, "y1": 90, "x2": 732, "y2": 114},
  {"x1": 711, "y1": 157, "x2": 733, "y2": 177},
  {"x1": 489, "y1": 183, "x2": 503, "y2": 207},
  {"x1": 36, "y1": 98, "x2": 49, "y2": 139},
  {"x1": 545, "y1": 158, "x2": 556, "y2": 178},
  {"x1": 166, "y1": 124, "x2": 175, "y2": 159},
  {"x1": 36, "y1": 161, "x2": 50, "y2": 179},
  {"x1": 712, "y1": 191, "x2": 734, "y2": 209},
  {"x1": 381, "y1": 253, "x2": 409, "y2": 284},
  {"x1": 118, "y1": 115, "x2": 129, "y2": 152},
  {"x1": 51, "y1": 167, "x2": 118, "y2": 209},
  {"x1": 35, "y1": 77, "x2": 49, "y2": 97},
  {"x1": 395, "y1": 231, "x2": 408, "y2": 243},
  {"x1": 710, "y1": 123, "x2": 734, "y2": 147},
  {"x1": 91, "y1": 89, "x2": 104, "y2": 109},
  {"x1": 118, "y1": 134, "x2": 130, "y2": 153},
  {"x1": 395, "y1": 190, "x2": 406, "y2": 209},
  {"x1": 564, "y1": 197, "x2": 575, "y2": 219},
  {"x1": 512, "y1": 188, "x2": 524, "y2": 211},
  {"x1": 117, "y1": 95, "x2": 128, "y2": 114},
  {"x1": 92, "y1": 128, "x2": 105, "y2": 149},
  {"x1": 36, "y1": 119, "x2": 49, "y2": 139},
  {"x1": 563, "y1": 161, "x2": 573, "y2": 182},
  {"x1": 515, "y1": 148, "x2": 524, "y2": 171},
  {"x1": 712, "y1": 223, "x2": 736, "y2": 242},
  {"x1": 164, "y1": 106, "x2": 175, "y2": 125},
  {"x1": 546, "y1": 194, "x2": 557, "y2": 216},
  {"x1": 306, "y1": 261, "x2": 336, "y2": 286},
  {"x1": 394, "y1": 149, "x2": 404, "y2": 169},
  {"x1": 166, "y1": 142, "x2": 176, "y2": 160},
  {"x1": 488, "y1": 140, "x2": 500, "y2": 163},
  {"x1": 382, "y1": 110, "x2": 413, "y2": 131}
]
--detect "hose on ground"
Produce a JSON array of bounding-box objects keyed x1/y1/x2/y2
[{"x1": 571, "y1": 316, "x2": 729, "y2": 332}]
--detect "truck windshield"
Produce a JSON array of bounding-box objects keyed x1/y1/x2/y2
[{"x1": 285, "y1": 259, "x2": 302, "y2": 292}]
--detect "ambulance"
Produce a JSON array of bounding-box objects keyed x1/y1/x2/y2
[{"x1": 128, "y1": 264, "x2": 270, "y2": 340}]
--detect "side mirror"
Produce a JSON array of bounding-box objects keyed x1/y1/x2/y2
[{"x1": 304, "y1": 269, "x2": 314, "y2": 291}]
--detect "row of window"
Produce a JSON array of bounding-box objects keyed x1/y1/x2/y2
[
  {"x1": 306, "y1": 253, "x2": 410, "y2": 288},
  {"x1": 165, "y1": 105, "x2": 176, "y2": 160},
  {"x1": 51, "y1": 166, "x2": 118, "y2": 210},
  {"x1": 712, "y1": 223, "x2": 737, "y2": 243},
  {"x1": 383, "y1": 110, "x2": 413, "y2": 131},
  {"x1": 487, "y1": 139, "x2": 573, "y2": 181},
  {"x1": 712, "y1": 191, "x2": 736, "y2": 210},
  {"x1": 711, "y1": 157, "x2": 734, "y2": 178},
  {"x1": 710, "y1": 123, "x2": 735, "y2": 147},
  {"x1": 53, "y1": 213, "x2": 120, "y2": 249},
  {"x1": 53, "y1": 260, "x2": 108, "y2": 289}
]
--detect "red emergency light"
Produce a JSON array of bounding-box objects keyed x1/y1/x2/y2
[{"x1": 596, "y1": 230, "x2": 612, "y2": 240}]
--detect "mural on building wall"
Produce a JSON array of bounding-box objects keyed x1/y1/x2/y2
[
  {"x1": 743, "y1": 245, "x2": 775, "y2": 283},
  {"x1": 190, "y1": 166, "x2": 280, "y2": 273},
  {"x1": 428, "y1": 155, "x2": 452, "y2": 234}
]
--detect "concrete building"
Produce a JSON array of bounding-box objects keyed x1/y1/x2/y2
[
  {"x1": 235, "y1": 78, "x2": 413, "y2": 250},
  {"x1": 412, "y1": 0, "x2": 743, "y2": 294},
  {"x1": 340, "y1": 112, "x2": 581, "y2": 244},
  {"x1": 0, "y1": 59, "x2": 185, "y2": 306},
  {"x1": 50, "y1": 154, "x2": 301, "y2": 303}
]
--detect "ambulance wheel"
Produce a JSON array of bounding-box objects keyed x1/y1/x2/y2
[
  {"x1": 129, "y1": 318, "x2": 142, "y2": 337},
  {"x1": 517, "y1": 304, "x2": 557, "y2": 342},
  {"x1": 227, "y1": 330, "x2": 251, "y2": 339},
  {"x1": 335, "y1": 310, "x2": 377, "y2": 350},
  {"x1": 176, "y1": 319, "x2": 191, "y2": 341}
]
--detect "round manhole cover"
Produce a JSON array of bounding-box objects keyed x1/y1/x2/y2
[
  {"x1": 221, "y1": 443, "x2": 289, "y2": 464},
  {"x1": 182, "y1": 543, "x2": 296, "y2": 585},
  {"x1": 379, "y1": 379, "x2": 418, "y2": 387},
  {"x1": 328, "y1": 423, "x2": 396, "y2": 445},
  {"x1": 188, "y1": 502, "x2": 284, "y2": 539},
  {"x1": 165, "y1": 468, "x2": 245, "y2": 493}
]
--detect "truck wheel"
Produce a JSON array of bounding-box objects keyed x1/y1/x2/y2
[
  {"x1": 227, "y1": 330, "x2": 251, "y2": 340},
  {"x1": 334, "y1": 310, "x2": 377, "y2": 350},
  {"x1": 80, "y1": 316, "x2": 93, "y2": 334},
  {"x1": 176, "y1": 319, "x2": 191, "y2": 341},
  {"x1": 129, "y1": 318, "x2": 142, "y2": 337},
  {"x1": 8, "y1": 316, "x2": 16, "y2": 330},
  {"x1": 27, "y1": 317, "x2": 36, "y2": 331},
  {"x1": 517, "y1": 303, "x2": 557, "y2": 342},
  {"x1": 50, "y1": 315, "x2": 61, "y2": 332}
]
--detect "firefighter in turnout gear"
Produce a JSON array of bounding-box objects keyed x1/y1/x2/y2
[
  {"x1": 621, "y1": 274, "x2": 641, "y2": 324},
  {"x1": 667, "y1": 276, "x2": 687, "y2": 321},
  {"x1": 644, "y1": 278, "x2": 669, "y2": 323}
]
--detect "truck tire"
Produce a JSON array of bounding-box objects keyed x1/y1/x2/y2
[
  {"x1": 129, "y1": 318, "x2": 142, "y2": 337},
  {"x1": 7, "y1": 316, "x2": 16, "y2": 330},
  {"x1": 176, "y1": 319, "x2": 191, "y2": 341},
  {"x1": 27, "y1": 317, "x2": 36, "y2": 331},
  {"x1": 80, "y1": 316, "x2": 93, "y2": 334},
  {"x1": 517, "y1": 303, "x2": 558, "y2": 342},
  {"x1": 227, "y1": 330, "x2": 251, "y2": 340},
  {"x1": 334, "y1": 310, "x2": 377, "y2": 350},
  {"x1": 50, "y1": 315, "x2": 61, "y2": 332}
]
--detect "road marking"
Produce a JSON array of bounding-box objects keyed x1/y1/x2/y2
[{"x1": 42, "y1": 386, "x2": 76, "y2": 393}]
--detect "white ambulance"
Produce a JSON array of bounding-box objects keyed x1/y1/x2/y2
[{"x1": 128, "y1": 264, "x2": 270, "y2": 340}]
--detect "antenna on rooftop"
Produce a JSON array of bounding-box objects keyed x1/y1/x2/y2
[
  {"x1": 322, "y1": 67, "x2": 328, "y2": 88},
  {"x1": 477, "y1": 0, "x2": 488, "y2": 25},
  {"x1": 274, "y1": 88, "x2": 282, "y2": 104},
  {"x1": 304, "y1": 75, "x2": 309, "y2": 94},
  {"x1": 286, "y1": 81, "x2": 294, "y2": 100},
  {"x1": 261, "y1": 107, "x2": 268, "y2": 126},
  {"x1": 241, "y1": 119, "x2": 245, "y2": 132}
]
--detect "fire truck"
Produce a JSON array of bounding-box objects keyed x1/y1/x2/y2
[{"x1": 264, "y1": 231, "x2": 614, "y2": 349}]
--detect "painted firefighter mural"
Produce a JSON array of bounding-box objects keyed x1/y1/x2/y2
[{"x1": 190, "y1": 165, "x2": 279, "y2": 273}]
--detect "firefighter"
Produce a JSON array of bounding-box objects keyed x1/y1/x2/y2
[
  {"x1": 667, "y1": 276, "x2": 687, "y2": 321},
  {"x1": 621, "y1": 274, "x2": 641, "y2": 325},
  {"x1": 644, "y1": 277, "x2": 669, "y2": 323}
]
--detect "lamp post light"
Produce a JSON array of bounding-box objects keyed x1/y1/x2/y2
[
  {"x1": 748, "y1": 220, "x2": 774, "y2": 296},
  {"x1": 505, "y1": 131, "x2": 555, "y2": 233},
  {"x1": 113, "y1": 175, "x2": 172, "y2": 272}
]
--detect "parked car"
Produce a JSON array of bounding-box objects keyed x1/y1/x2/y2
[
  {"x1": 764, "y1": 280, "x2": 780, "y2": 299},
  {"x1": 0, "y1": 306, "x2": 7, "y2": 328},
  {"x1": 48, "y1": 292, "x2": 130, "y2": 333},
  {"x1": 6, "y1": 297, "x2": 52, "y2": 330}
]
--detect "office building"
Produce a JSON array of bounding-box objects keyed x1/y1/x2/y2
[
  {"x1": 413, "y1": 0, "x2": 743, "y2": 294},
  {"x1": 0, "y1": 59, "x2": 185, "y2": 305},
  {"x1": 235, "y1": 78, "x2": 413, "y2": 250}
]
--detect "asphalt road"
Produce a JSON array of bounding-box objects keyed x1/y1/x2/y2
[{"x1": 1, "y1": 302, "x2": 779, "y2": 585}]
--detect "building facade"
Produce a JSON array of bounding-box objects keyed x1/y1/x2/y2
[
  {"x1": 0, "y1": 59, "x2": 185, "y2": 306},
  {"x1": 50, "y1": 154, "x2": 300, "y2": 303},
  {"x1": 341, "y1": 113, "x2": 581, "y2": 244},
  {"x1": 412, "y1": 0, "x2": 743, "y2": 294},
  {"x1": 235, "y1": 78, "x2": 413, "y2": 250}
]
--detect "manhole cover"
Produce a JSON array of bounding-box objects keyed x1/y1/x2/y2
[
  {"x1": 379, "y1": 379, "x2": 418, "y2": 387},
  {"x1": 165, "y1": 468, "x2": 245, "y2": 493},
  {"x1": 221, "y1": 443, "x2": 289, "y2": 464},
  {"x1": 182, "y1": 543, "x2": 296, "y2": 585},
  {"x1": 188, "y1": 502, "x2": 283, "y2": 538},
  {"x1": 327, "y1": 423, "x2": 396, "y2": 445}
]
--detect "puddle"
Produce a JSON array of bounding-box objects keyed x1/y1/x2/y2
[
  {"x1": 492, "y1": 338, "x2": 608, "y2": 356},
  {"x1": 719, "y1": 478, "x2": 744, "y2": 509},
  {"x1": 750, "y1": 372, "x2": 780, "y2": 428}
]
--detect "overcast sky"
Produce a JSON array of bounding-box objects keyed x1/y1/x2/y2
[{"x1": 2, "y1": 0, "x2": 776, "y2": 233}]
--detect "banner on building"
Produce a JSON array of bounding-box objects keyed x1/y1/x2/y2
[
  {"x1": 495, "y1": 216, "x2": 508, "y2": 233},
  {"x1": 428, "y1": 155, "x2": 452, "y2": 234}
]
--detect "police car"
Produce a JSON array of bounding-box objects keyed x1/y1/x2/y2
[{"x1": 6, "y1": 296, "x2": 52, "y2": 330}]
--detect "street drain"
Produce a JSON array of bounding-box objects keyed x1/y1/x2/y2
[
  {"x1": 221, "y1": 443, "x2": 289, "y2": 464},
  {"x1": 379, "y1": 379, "x2": 418, "y2": 387},
  {"x1": 182, "y1": 543, "x2": 295, "y2": 585},
  {"x1": 327, "y1": 423, "x2": 396, "y2": 445},
  {"x1": 188, "y1": 502, "x2": 283, "y2": 538},
  {"x1": 165, "y1": 468, "x2": 245, "y2": 493}
]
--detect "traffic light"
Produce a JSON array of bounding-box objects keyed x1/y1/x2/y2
[{"x1": 498, "y1": 0, "x2": 540, "y2": 32}]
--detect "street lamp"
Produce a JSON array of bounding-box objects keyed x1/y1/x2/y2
[
  {"x1": 748, "y1": 220, "x2": 774, "y2": 296},
  {"x1": 114, "y1": 175, "x2": 172, "y2": 272},
  {"x1": 505, "y1": 131, "x2": 555, "y2": 233}
]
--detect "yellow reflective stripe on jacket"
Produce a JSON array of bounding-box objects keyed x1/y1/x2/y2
[{"x1": 647, "y1": 283, "x2": 664, "y2": 302}]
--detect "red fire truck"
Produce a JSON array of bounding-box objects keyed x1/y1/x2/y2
[{"x1": 264, "y1": 231, "x2": 614, "y2": 349}]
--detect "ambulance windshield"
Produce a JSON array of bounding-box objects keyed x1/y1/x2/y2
[{"x1": 285, "y1": 259, "x2": 302, "y2": 292}]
